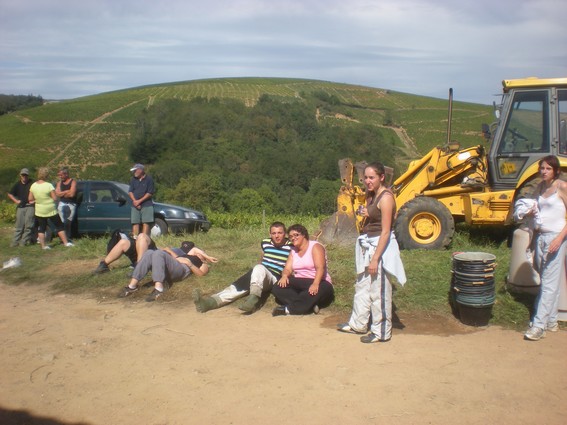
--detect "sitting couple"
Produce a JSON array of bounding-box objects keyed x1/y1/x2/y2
[{"x1": 193, "y1": 222, "x2": 334, "y2": 315}]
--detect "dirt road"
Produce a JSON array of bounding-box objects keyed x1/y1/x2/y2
[{"x1": 0, "y1": 283, "x2": 566, "y2": 425}]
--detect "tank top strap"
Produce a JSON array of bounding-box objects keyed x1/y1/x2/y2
[{"x1": 371, "y1": 189, "x2": 393, "y2": 206}]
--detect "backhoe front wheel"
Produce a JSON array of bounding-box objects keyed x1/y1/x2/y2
[{"x1": 394, "y1": 197, "x2": 455, "y2": 250}]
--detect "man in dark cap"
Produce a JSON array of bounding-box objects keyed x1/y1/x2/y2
[
  {"x1": 128, "y1": 163, "x2": 155, "y2": 238},
  {"x1": 7, "y1": 168, "x2": 35, "y2": 247}
]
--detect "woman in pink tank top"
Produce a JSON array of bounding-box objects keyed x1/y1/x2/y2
[{"x1": 271, "y1": 224, "x2": 334, "y2": 315}]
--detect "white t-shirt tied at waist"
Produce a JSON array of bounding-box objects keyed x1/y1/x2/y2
[{"x1": 355, "y1": 233, "x2": 407, "y2": 286}]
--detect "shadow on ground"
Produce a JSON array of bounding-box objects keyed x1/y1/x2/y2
[
  {"x1": 322, "y1": 309, "x2": 480, "y2": 336},
  {"x1": 0, "y1": 407, "x2": 91, "y2": 425}
]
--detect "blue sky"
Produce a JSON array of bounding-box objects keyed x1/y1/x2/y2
[{"x1": 1, "y1": 0, "x2": 565, "y2": 104}]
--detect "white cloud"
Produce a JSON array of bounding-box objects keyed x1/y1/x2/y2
[{"x1": 0, "y1": 0, "x2": 565, "y2": 103}]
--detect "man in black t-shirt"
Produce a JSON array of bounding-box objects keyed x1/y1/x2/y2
[{"x1": 7, "y1": 168, "x2": 35, "y2": 247}]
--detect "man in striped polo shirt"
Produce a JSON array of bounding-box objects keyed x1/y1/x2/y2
[{"x1": 193, "y1": 221, "x2": 291, "y2": 314}]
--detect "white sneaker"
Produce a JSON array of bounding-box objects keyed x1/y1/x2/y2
[
  {"x1": 65, "y1": 242, "x2": 74, "y2": 247},
  {"x1": 524, "y1": 326, "x2": 546, "y2": 341},
  {"x1": 547, "y1": 322, "x2": 559, "y2": 332},
  {"x1": 42, "y1": 246, "x2": 51, "y2": 250}
]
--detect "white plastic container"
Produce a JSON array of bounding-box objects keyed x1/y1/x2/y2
[{"x1": 506, "y1": 228, "x2": 540, "y2": 294}]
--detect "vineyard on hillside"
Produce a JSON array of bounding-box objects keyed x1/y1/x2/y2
[{"x1": 0, "y1": 77, "x2": 493, "y2": 193}]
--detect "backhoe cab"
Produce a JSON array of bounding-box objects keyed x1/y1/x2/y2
[{"x1": 323, "y1": 77, "x2": 567, "y2": 249}]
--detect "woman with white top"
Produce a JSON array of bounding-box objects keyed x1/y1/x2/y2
[{"x1": 524, "y1": 155, "x2": 567, "y2": 340}]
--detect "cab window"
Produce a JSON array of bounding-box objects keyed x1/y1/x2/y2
[{"x1": 498, "y1": 90, "x2": 549, "y2": 154}]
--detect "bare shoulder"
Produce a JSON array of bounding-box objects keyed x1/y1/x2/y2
[
  {"x1": 556, "y1": 180, "x2": 567, "y2": 205},
  {"x1": 378, "y1": 190, "x2": 395, "y2": 208},
  {"x1": 313, "y1": 241, "x2": 326, "y2": 254},
  {"x1": 557, "y1": 179, "x2": 567, "y2": 193}
]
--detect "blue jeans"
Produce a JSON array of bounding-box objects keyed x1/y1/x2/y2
[{"x1": 533, "y1": 232, "x2": 567, "y2": 328}]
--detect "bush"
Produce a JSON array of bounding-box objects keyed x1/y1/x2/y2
[{"x1": 0, "y1": 200, "x2": 16, "y2": 223}]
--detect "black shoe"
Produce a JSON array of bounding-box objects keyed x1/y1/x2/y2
[
  {"x1": 93, "y1": 261, "x2": 110, "y2": 274},
  {"x1": 118, "y1": 285, "x2": 138, "y2": 298},
  {"x1": 272, "y1": 306, "x2": 288, "y2": 317},
  {"x1": 146, "y1": 288, "x2": 164, "y2": 302}
]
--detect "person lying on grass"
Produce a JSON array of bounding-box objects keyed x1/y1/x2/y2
[{"x1": 118, "y1": 241, "x2": 218, "y2": 302}]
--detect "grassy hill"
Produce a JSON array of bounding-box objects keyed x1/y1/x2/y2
[{"x1": 0, "y1": 77, "x2": 493, "y2": 190}]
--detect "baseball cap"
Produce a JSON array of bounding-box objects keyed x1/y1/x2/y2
[
  {"x1": 130, "y1": 163, "x2": 144, "y2": 172},
  {"x1": 180, "y1": 241, "x2": 195, "y2": 254},
  {"x1": 20, "y1": 168, "x2": 30, "y2": 175}
]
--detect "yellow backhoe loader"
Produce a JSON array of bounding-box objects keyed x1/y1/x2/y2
[{"x1": 320, "y1": 77, "x2": 567, "y2": 249}]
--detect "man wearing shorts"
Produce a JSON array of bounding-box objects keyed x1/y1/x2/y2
[{"x1": 128, "y1": 163, "x2": 155, "y2": 237}]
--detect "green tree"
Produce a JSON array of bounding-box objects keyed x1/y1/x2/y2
[
  {"x1": 303, "y1": 178, "x2": 340, "y2": 215},
  {"x1": 164, "y1": 172, "x2": 225, "y2": 211},
  {"x1": 229, "y1": 188, "x2": 267, "y2": 213}
]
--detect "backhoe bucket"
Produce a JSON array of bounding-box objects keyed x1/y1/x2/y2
[
  {"x1": 317, "y1": 158, "x2": 367, "y2": 245},
  {"x1": 317, "y1": 211, "x2": 359, "y2": 246}
]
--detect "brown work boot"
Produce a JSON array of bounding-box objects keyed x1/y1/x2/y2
[
  {"x1": 239, "y1": 294, "x2": 260, "y2": 313},
  {"x1": 193, "y1": 289, "x2": 219, "y2": 313}
]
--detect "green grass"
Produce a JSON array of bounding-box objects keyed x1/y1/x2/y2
[{"x1": 0, "y1": 219, "x2": 533, "y2": 330}]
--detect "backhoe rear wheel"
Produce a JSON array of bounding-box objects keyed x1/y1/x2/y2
[{"x1": 395, "y1": 197, "x2": 455, "y2": 250}]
